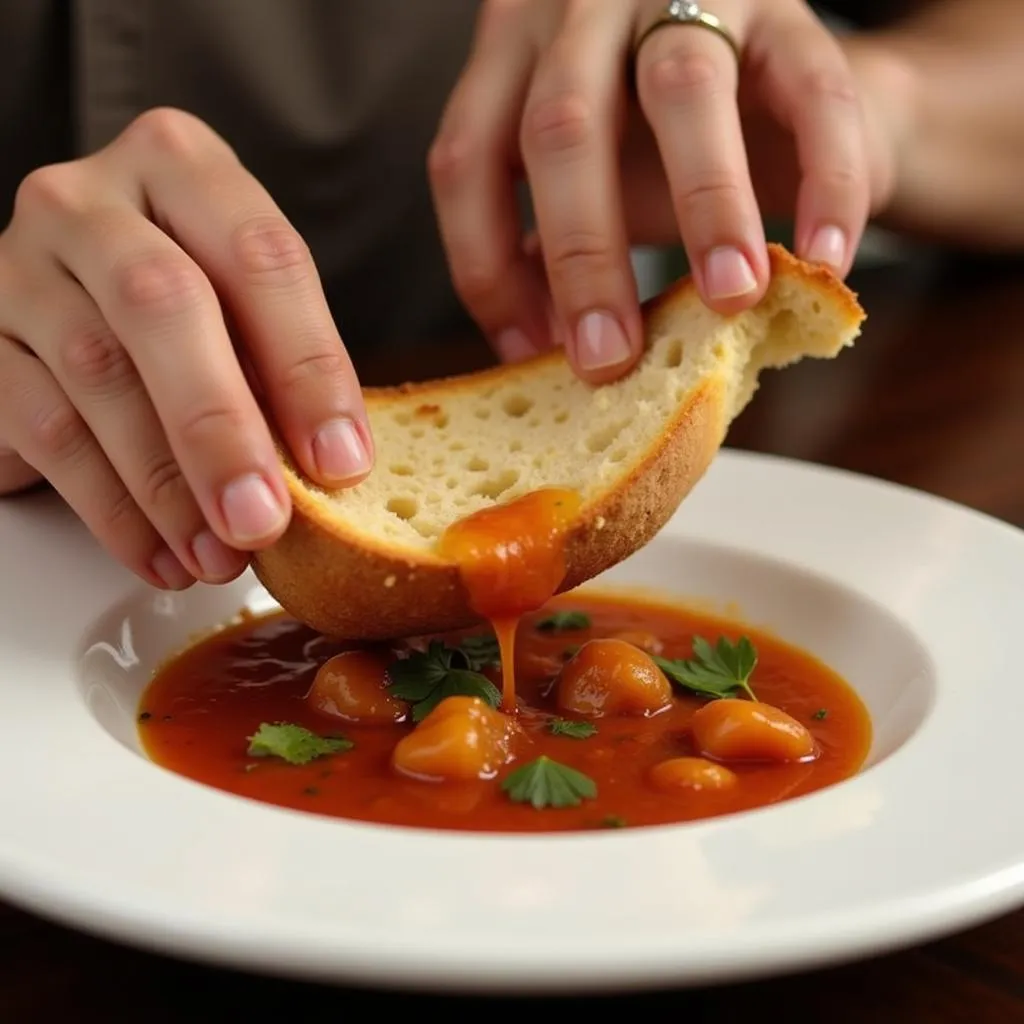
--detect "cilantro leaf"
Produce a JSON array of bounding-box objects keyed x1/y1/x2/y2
[
  {"x1": 387, "y1": 640, "x2": 500, "y2": 721},
  {"x1": 247, "y1": 722, "x2": 353, "y2": 765},
  {"x1": 459, "y1": 633, "x2": 501, "y2": 670},
  {"x1": 501, "y1": 756, "x2": 597, "y2": 809},
  {"x1": 654, "y1": 634, "x2": 758, "y2": 700},
  {"x1": 536, "y1": 610, "x2": 591, "y2": 633},
  {"x1": 547, "y1": 718, "x2": 598, "y2": 739}
]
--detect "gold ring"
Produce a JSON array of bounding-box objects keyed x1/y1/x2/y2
[{"x1": 633, "y1": 1, "x2": 741, "y2": 63}]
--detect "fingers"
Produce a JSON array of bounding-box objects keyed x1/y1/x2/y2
[
  {"x1": 108, "y1": 109, "x2": 373, "y2": 487},
  {"x1": 0, "y1": 333, "x2": 193, "y2": 589},
  {"x1": 634, "y1": 7, "x2": 769, "y2": 314},
  {"x1": 428, "y1": 1, "x2": 554, "y2": 364},
  {"x1": 754, "y1": 15, "x2": 870, "y2": 276},
  {"x1": 519, "y1": 2, "x2": 642, "y2": 383},
  {"x1": 9, "y1": 269, "x2": 247, "y2": 583},
  {"x1": 21, "y1": 172, "x2": 290, "y2": 554}
]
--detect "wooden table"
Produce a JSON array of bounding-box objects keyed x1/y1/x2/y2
[{"x1": 4, "y1": 248, "x2": 1024, "y2": 1021}]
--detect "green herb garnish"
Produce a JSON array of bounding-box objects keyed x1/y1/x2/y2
[
  {"x1": 458, "y1": 633, "x2": 501, "y2": 670},
  {"x1": 813, "y1": 708, "x2": 828, "y2": 720},
  {"x1": 246, "y1": 723, "x2": 353, "y2": 765},
  {"x1": 387, "y1": 640, "x2": 500, "y2": 721},
  {"x1": 600, "y1": 814, "x2": 627, "y2": 829},
  {"x1": 502, "y1": 756, "x2": 597, "y2": 809},
  {"x1": 536, "y1": 610, "x2": 591, "y2": 633},
  {"x1": 654, "y1": 635, "x2": 758, "y2": 700},
  {"x1": 547, "y1": 718, "x2": 598, "y2": 739}
]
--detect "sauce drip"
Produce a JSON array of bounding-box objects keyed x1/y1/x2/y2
[{"x1": 437, "y1": 488, "x2": 581, "y2": 711}]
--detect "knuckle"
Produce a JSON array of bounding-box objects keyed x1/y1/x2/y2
[
  {"x1": 640, "y1": 50, "x2": 723, "y2": 105},
  {"x1": 799, "y1": 65, "x2": 859, "y2": 107},
  {"x1": 114, "y1": 253, "x2": 208, "y2": 318},
  {"x1": 56, "y1": 320, "x2": 135, "y2": 395},
  {"x1": 427, "y1": 130, "x2": 476, "y2": 190},
  {"x1": 122, "y1": 107, "x2": 220, "y2": 161},
  {"x1": 230, "y1": 216, "x2": 311, "y2": 280},
  {"x1": 137, "y1": 451, "x2": 189, "y2": 511},
  {"x1": 522, "y1": 91, "x2": 594, "y2": 156},
  {"x1": 450, "y1": 258, "x2": 503, "y2": 306},
  {"x1": 27, "y1": 399, "x2": 88, "y2": 462},
  {"x1": 14, "y1": 164, "x2": 86, "y2": 217},
  {"x1": 675, "y1": 176, "x2": 745, "y2": 215},
  {"x1": 174, "y1": 402, "x2": 247, "y2": 450},
  {"x1": 278, "y1": 348, "x2": 351, "y2": 395},
  {"x1": 546, "y1": 229, "x2": 616, "y2": 276}
]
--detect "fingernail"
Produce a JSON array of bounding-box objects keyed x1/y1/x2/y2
[
  {"x1": 220, "y1": 473, "x2": 287, "y2": 545},
  {"x1": 495, "y1": 328, "x2": 537, "y2": 364},
  {"x1": 150, "y1": 548, "x2": 194, "y2": 591},
  {"x1": 575, "y1": 311, "x2": 632, "y2": 371},
  {"x1": 704, "y1": 247, "x2": 758, "y2": 300},
  {"x1": 191, "y1": 530, "x2": 246, "y2": 582},
  {"x1": 312, "y1": 417, "x2": 371, "y2": 483},
  {"x1": 806, "y1": 225, "x2": 847, "y2": 270}
]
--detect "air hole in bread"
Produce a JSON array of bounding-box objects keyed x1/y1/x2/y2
[
  {"x1": 393, "y1": 412, "x2": 412, "y2": 426},
  {"x1": 586, "y1": 419, "x2": 629, "y2": 453},
  {"x1": 812, "y1": 301, "x2": 821, "y2": 314},
  {"x1": 389, "y1": 464, "x2": 414, "y2": 477},
  {"x1": 449, "y1": 441, "x2": 466, "y2": 452},
  {"x1": 502, "y1": 393, "x2": 533, "y2": 418},
  {"x1": 553, "y1": 410, "x2": 569, "y2": 424},
  {"x1": 527, "y1": 417, "x2": 540, "y2": 428},
  {"x1": 387, "y1": 496, "x2": 418, "y2": 521},
  {"x1": 446, "y1": 477, "x2": 458, "y2": 489},
  {"x1": 711, "y1": 342, "x2": 725, "y2": 360},
  {"x1": 470, "y1": 469, "x2": 520, "y2": 500},
  {"x1": 411, "y1": 427, "x2": 425, "y2": 439},
  {"x1": 509, "y1": 440, "x2": 523, "y2": 453},
  {"x1": 609, "y1": 448, "x2": 627, "y2": 464},
  {"x1": 467, "y1": 455, "x2": 489, "y2": 472},
  {"x1": 664, "y1": 338, "x2": 683, "y2": 368},
  {"x1": 767, "y1": 308, "x2": 797, "y2": 345},
  {"x1": 474, "y1": 408, "x2": 491, "y2": 420}
]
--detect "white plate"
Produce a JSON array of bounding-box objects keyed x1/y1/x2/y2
[{"x1": 2, "y1": 449, "x2": 1023, "y2": 994}]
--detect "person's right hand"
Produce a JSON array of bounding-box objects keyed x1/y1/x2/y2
[{"x1": 0, "y1": 108, "x2": 373, "y2": 590}]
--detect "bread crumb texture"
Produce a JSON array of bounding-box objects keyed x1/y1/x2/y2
[{"x1": 293, "y1": 249, "x2": 861, "y2": 557}]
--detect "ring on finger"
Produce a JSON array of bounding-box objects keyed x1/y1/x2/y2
[{"x1": 633, "y1": 1, "x2": 741, "y2": 63}]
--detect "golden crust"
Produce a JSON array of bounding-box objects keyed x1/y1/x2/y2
[{"x1": 250, "y1": 245, "x2": 863, "y2": 640}]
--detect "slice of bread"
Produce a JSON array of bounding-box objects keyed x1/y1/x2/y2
[{"x1": 252, "y1": 244, "x2": 864, "y2": 639}]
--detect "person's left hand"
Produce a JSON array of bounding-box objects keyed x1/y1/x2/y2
[{"x1": 429, "y1": 0, "x2": 890, "y2": 384}]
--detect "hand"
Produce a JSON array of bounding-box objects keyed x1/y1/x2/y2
[
  {"x1": 0, "y1": 108, "x2": 373, "y2": 590},
  {"x1": 430, "y1": 0, "x2": 890, "y2": 383}
]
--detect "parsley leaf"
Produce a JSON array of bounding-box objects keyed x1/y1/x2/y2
[
  {"x1": 813, "y1": 708, "x2": 828, "y2": 720},
  {"x1": 459, "y1": 633, "x2": 501, "y2": 670},
  {"x1": 247, "y1": 722, "x2": 353, "y2": 765},
  {"x1": 501, "y1": 756, "x2": 597, "y2": 809},
  {"x1": 547, "y1": 718, "x2": 598, "y2": 739},
  {"x1": 654, "y1": 635, "x2": 758, "y2": 700},
  {"x1": 600, "y1": 814, "x2": 627, "y2": 829},
  {"x1": 536, "y1": 610, "x2": 591, "y2": 633},
  {"x1": 387, "y1": 640, "x2": 501, "y2": 721}
]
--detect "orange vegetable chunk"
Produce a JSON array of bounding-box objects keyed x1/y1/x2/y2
[
  {"x1": 391, "y1": 695, "x2": 519, "y2": 781},
  {"x1": 691, "y1": 699, "x2": 816, "y2": 763},
  {"x1": 556, "y1": 639, "x2": 672, "y2": 717},
  {"x1": 308, "y1": 650, "x2": 406, "y2": 724},
  {"x1": 650, "y1": 756, "x2": 738, "y2": 792}
]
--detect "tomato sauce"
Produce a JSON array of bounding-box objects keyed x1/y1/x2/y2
[
  {"x1": 139, "y1": 592, "x2": 872, "y2": 833},
  {"x1": 437, "y1": 487, "x2": 580, "y2": 710}
]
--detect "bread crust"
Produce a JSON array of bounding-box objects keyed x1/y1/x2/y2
[{"x1": 250, "y1": 245, "x2": 863, "y2": 639}]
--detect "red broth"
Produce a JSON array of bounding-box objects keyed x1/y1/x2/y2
[{"x1": 138, "y1": 592, "x2": 871, "y2": 833}]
